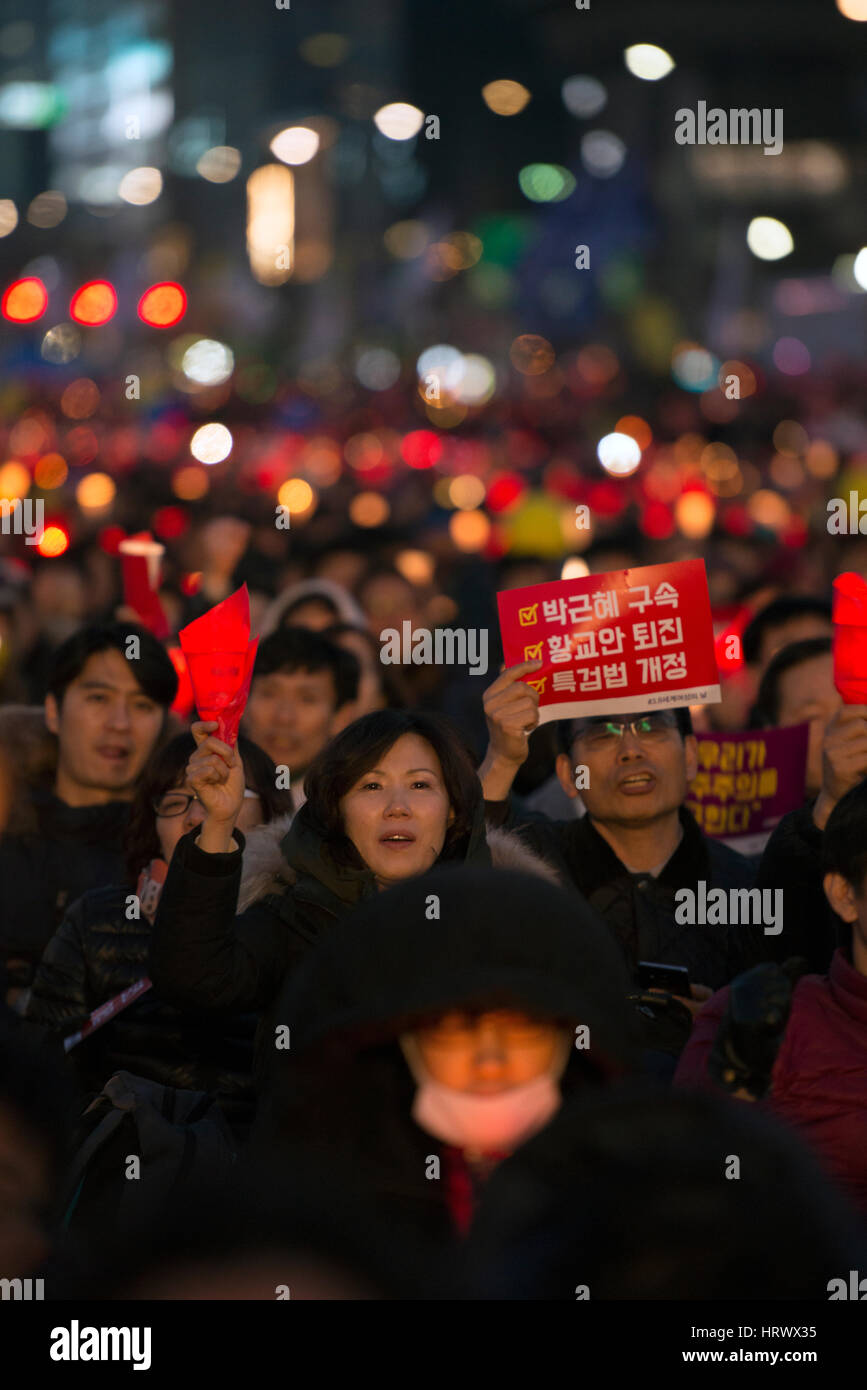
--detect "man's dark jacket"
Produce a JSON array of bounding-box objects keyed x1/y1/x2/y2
[
  {"x1": 484, "y1": 799, "x2": 766, "y2": 990},
  {"x1": 0, "y1": 787, "x2": 129, "y2": 983}
]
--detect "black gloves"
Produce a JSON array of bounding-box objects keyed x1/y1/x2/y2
[{"x1": 708, "y1": 957, "x2": 809, "y2": 1098}]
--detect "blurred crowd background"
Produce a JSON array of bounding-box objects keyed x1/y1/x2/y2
[{"x1": 0, "y1": 0, "x2": 863, "y2": 748}]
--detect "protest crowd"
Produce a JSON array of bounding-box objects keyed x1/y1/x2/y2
[
  {"x1": 1, "y1": 0, "x2": 866, "y2": 1314},
  {"x1": 1, "y1": 513, "x2": 866, "y2": 1302}
]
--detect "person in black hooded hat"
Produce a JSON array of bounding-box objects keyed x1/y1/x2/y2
[{"x1": 255, "y1": 865, "x2": 640, "y2": 1248}]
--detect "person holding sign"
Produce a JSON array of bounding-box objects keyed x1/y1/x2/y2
[{"x1": 480, "y1": 662, "x2": 765, "y2": 1072}]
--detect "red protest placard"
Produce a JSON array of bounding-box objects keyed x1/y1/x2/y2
[
  {"x1": 496, "y1": 559, "x2": 720, "y2": 722},
  {"x1": 686, "y1": 724, "x2": 808, "y2": 856}
]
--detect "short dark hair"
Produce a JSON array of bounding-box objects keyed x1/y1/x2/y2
[
  {"x1": 124, "y1": 731, "x2": 294, "y2": 880},
  {"x1": 254, "y1": 628, "x2": 359, "y2": 710},
  {"x1": 46, "y1": 622, "x2": 178, "y2": 710},
  {"x1": 751, "y1": 637, "x2": 833, "y2": 727},
  {"x1": 742, "y1": 597, "x2": 832, "y2": 668},
  {"x1": 557, "y1": 706, "x2": 694, "y2": 756},
  {"x1": 303, "y1": 709, "x2": 482, "y2": 867},
  {"x1": 822, "y1": 778, "x2": 867, "y2": 892},
  {"x1": 322, "y1": 622, "x2": 410, "y2": 708}
]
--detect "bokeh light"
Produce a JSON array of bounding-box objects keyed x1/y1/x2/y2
[
  {"x1": 182, "y1": 338, "x2": 234, "y2": 385},
  {"x1": 60, "y1": 379, "x2": 99, "y2": 419},
  {"x1": 518, "y1": 164, "x2": 575, "y2": 202},
  {"x1": 449, "y1": 509, "x2": 491, "y2": 552},
  {"x1": 26, "y1": 190, "x2": 66, "y2": 227},
  {"x1": 853, "y1": 248, "x2": 867, "y2": 290},
  {"x1": 2, "y1": 276, "x2": 48, "y2": 323},
  {"x1": 196, "y1": 146, "x2": 241, "y2": 183},
  {"x1": 0, "y1": 462, "x2": 31, "y2": 499},
  {"x1": 118, "y1": 167, "x2": 163, "y2": 205},
  {"x1": 401, "y1": 430, "x2": 443, "y2": 469},
  {"x1": 138, "y1": 282, "x2": 187, "y2": 327},
  {"x1": 624, "y1": 44, "x2": 674, "y2": 80},
  {"x1": 481, "y1": 80, "x2": 531, "y2": 115},
  {"x1": 0, "y1": 200, "x2": 18, "y2": 236},
  {"x1": 37, "y1": 524, "x2": 68, "y2": 558},
  {"x1": 190, "y1": 423, "x2": 233, "y2": 464},
  {"x1": 278, "y1": 477, "x2": 316, "y2": 517},
  {"x1": 581, "y1": 132, "x2": 626, "y2": 178},
  {"x1": 449, "y1": 474, "x2": 486, "y2": 509},
  {"x1": 675, "y1": 490, "x2": 715, "y2": 538},
  {"x1": 395, "y1": 549, "x2": 435, "y2": 585},
  {"x1": 747, "y1": 217, "x2": 793, "y2": 261},
  {"x1": 349, "y1": 491, "x2": 389, "y2": 527},
  {"x1": 836, "y1": 0, "x2": 867, "y2": 17},
  {"x1": 76, "y1": 472, "x2": 116, "y2": 510},
  {"x1": 772, "y1": 337, "x2": 811, "y2": 375},
  {"x1": 510, "y1": 334, "x2": 555, "y2": 375},
  {"x1": 597, "y1": 432, "x2": 642, "y2": 476},
  {"x1": 34, "y1": 453, "x2": 68, "y2": 489},
  {"x1": 270, "y1": 126, "x2": 320, "y2": 165},
  {"x1": 70, "y1": 280, "x2": 117, "y2": 326},
  {"x1": 172, "y1": 466, "x2": 209, "y2": 500},
  {"x1": 561, "y1": 557, "x2": 591, "y2": 580},
  {"x1": 373, "y1": 103, "x2": 424, "y2": 139},
  {"x1": 561, "y1": 76, "x2": 607, "y2": 117}
]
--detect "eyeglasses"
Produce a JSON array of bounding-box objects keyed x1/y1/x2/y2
[
  {"x1": 153, "y1": 789, "x2": 261, "y2": 818},
  {"x1": 573, "y1": 712, "x2": 678, "y2": 752}
]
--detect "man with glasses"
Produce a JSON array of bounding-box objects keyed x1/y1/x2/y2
[{"x1": 480, "y1": 663, "x2": 764, "y2": 1051}]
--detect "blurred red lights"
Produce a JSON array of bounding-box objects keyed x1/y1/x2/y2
[
  {"x1": 70, "y1": 280, "x2": 118, "y2": 326},
  {"x1": 138, "y1": 282, "x2": 187, "y2": 328},
  {"x1": 486, "y1": 473, "x2": 525, "y2": 512},
  {"x1": 153, "y1": 506, "x2": 189, "y2": 540},
  {"x1": 2, "y1": 277, "x2": 48, "y2": 323},
  {"x1": 401, "y1": 430, "x2": 443, "y2": 469}
]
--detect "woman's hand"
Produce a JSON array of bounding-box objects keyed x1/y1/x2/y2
[{"x1": 188, "y1": 721, "x2": 245, "y2": 852}]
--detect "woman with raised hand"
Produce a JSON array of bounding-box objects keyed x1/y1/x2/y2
[{"x1": 150, "y1": 709, "x2": 559, "y2": 1092}]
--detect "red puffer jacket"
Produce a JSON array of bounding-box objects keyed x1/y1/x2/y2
[{"x1": 674, "y1": 950, "x2": 867, "y2": 1215}]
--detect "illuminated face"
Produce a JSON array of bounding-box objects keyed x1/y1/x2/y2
[
  {"x1": 44, "y1": 648, "x2": 164, "y2": 800},
  {"x1": 154, "y1": 777, "x2": 265, "y2": 863},
  {"x1": 338, "y1": 733, "x2": 454, "y2": 886},
  {"x1": 244, "y1": 667, "x2": 340, "y2": 781},
  {"x1": 556, "y1": 714, "x2": 697, "y2": 829},
  {"x1": 775, "y1": 653, "x2": 838, "y2": 796},
  {"x1": 412, "y1": 1011, "x2": 568, "y2": 1094}
]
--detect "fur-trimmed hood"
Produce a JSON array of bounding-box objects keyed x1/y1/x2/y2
[{"x1": 236, "y1": 814, "x2": 560, "y2": 913}]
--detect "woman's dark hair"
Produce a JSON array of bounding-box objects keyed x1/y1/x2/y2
[
  {"x1": 124, "y1": 731, "x2": 294, "y2": 881},
  {"x1": 303, "y1": 709, "x2": 481, "y2": 867}
]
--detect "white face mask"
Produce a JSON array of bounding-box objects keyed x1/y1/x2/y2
[{"x1": 400, "y1": 1033, "x2": 568, "y2": 1154}]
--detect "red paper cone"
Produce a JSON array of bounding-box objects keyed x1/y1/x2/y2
[
  {"x1": 832, "y1": 572, "x2": 867, "y2": 704},
  {"x1": 178, "y1": 585, "x2": 258, "y2": 744}
]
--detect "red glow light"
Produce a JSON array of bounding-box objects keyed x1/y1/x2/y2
[
  {"x1": 587, "y1": 481, "x2": 626, "y2": 517},
  {"x1": 153, "y1": 506, "x2": 189, "y2": 540},
  {"x1": 70, "y1": 280, "x2": 117, "y2": 326},
  {"x1": 640, "y1": 501, "x2": 675, "y2": 539},
  {"x1": 2, "y1": 277, "x2": 48, "y2": 323},
  {"x1": 486, "y1": 473, "x2": 526, "y2": 512},
  {"x1": 138, "y1": 282, "x2": 187, "y2": 328},
  {"x1": 37, "y1": 524, "x2": 69, "y2": 558},
  {"x1": 401, "y1": 430, "x2": 443, "y2": 470},
  {"x1": 98, "y1": 525, "x2": 127, "y2": 556}
]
